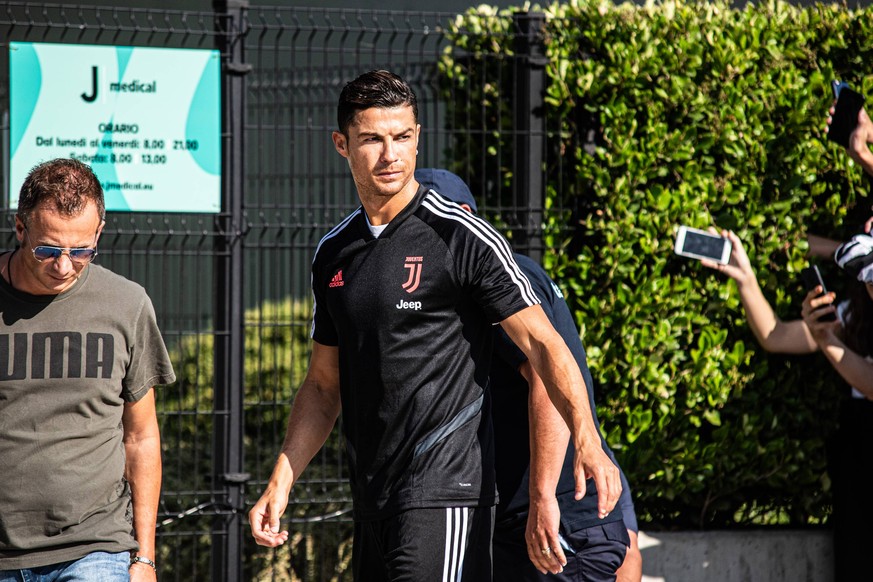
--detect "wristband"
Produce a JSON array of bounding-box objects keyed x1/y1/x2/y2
[{"x1": 130, "y1": 555, "x2": 157, "y2": 571}]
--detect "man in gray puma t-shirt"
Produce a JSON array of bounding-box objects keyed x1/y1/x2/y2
[{"x1": 0, "y1": 158, "x2": 175, "y2": 582}]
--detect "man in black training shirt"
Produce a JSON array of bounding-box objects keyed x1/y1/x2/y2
[
  {"x1": 415, "y1": 168, "x2": 643, "y2": 582},
  {"x1": 249, "y1": 70, "x2": 620, "y2": 582}
]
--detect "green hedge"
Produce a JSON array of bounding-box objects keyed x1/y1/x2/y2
[{"x1": 442, "y1": 0, "x2": 872, "y2": 528}]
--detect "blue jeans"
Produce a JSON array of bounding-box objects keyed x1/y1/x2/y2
[{"x1": 0, "y1": 551, "x2": 129, "y2": 582}]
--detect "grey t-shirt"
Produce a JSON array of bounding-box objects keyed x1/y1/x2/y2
[{"x1": 0, "y1": 256, "x2": 176, "y2": 568}]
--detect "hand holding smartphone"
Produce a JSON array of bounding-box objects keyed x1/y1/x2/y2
[
  {"x1": 674, "y1": 226, "x2": 732, "y2": 264},
  {"x1": 799, "y1": 265, "x2": 837, "y2": 322},
  {"x1": 828, "y1": 80, "x2": 866, "y2": 149}
]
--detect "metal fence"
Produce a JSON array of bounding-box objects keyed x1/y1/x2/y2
[{"x1": 0, "y1": 3, "x2": 557, "y2": 580}]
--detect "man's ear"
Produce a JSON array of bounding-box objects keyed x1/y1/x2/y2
[
  {"x1": 13, "y1": 214, "x2": 25, "y2": 244},
  {"x1": 332, "y1": 131, "x2": 349, "y2": 158},
  {"x1": 95, "y1": 219, "x2": 106, "y2": 242}
]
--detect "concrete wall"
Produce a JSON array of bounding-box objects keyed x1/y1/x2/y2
[{"x1": 638, "y1": 530, "x2": 833, "y2": 582}]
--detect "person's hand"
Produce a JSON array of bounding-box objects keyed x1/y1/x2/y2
[
  {"x1": 828, "y1": 104, "x2": 873, "y2": 176},
  {"x1": 825, "y1": 103, "x2": 873, "y2": 144},
  {"x1": 525, "y1": 495, "x2": 567, "y2": 575},
  {"x1": 572, "y1": 442, "x2": 621, "y2": 518},
  {"x1": 249, "y1": 485, "x2": 291, "y2": 547},
  {"x1": 129, "y1": 561, "x2": 157, "y2": 582},
  {"x1": 800, "y1": 287, "x2": 841, "y2": 343},
  {"x1": 847, "y1": 107, "x2": 873, "y2": 159},
  {"x1": 699, "y1": 229, "x2": 754, "y2": 286}
]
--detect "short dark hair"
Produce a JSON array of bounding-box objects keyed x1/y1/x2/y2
[
  {"x1": 337, "y1": 70, "x2": 418, "y2": 136},
  {"x1": 17, "y1": 158, "x2": 105, "y2": 226}
]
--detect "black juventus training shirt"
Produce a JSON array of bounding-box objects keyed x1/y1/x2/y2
[{"x1": 311, "y1": 185, "x2": 539, "y2": 520}]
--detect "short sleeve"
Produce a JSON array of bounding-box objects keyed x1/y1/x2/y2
[
  {"x1": 456, "y1": 218, "x2": 540, "y2": 323},
  {"x1": 123, "y1": 294, "x2": 176, "y2": 402},
  {"x1": 310, "y1": 262, "x2": 339, "y2": 346}
]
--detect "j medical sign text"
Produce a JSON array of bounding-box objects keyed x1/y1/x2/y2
[{"x1": 9, "y1": 42, "x2": 221, "y2": 213}]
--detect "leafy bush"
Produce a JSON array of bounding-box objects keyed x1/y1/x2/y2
[{"x1": 442, "y1": 0, "x2": 872, "y2": 528}]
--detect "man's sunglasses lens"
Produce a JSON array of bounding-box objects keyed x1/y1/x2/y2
[{"x1": 33, "y1": 246, "x2": 97, "y2": 262}]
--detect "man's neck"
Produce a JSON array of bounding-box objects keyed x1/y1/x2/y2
[{"x1": 359, "y1": 180, "x2": 419, "y2": 226}]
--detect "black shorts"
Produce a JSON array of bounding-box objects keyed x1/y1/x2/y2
[
  {"x1": 352, "y1": 506, "x2": 494, "y2": 582},
  {"x1": 493, "y1": 519, "x2": 629, "y2": 582}
]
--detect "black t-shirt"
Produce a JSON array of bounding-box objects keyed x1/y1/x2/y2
[
  {"x1": 491, "y1": 253, "x2": 624, "y2": 533},
  {"x1": 311, "y1": 186, "x2": 540, "y2": 520}
]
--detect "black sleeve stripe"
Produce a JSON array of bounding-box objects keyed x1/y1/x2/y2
[{"x1": 421, "y1": 194, "x2": 540, "y2": 306}]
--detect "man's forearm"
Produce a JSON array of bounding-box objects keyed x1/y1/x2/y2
[
  {"x1": 125, "y1": 432, "x2": 161, "y2": 560},
  {"x1": 524, "y1": 361, "x2": 570, "y2": 500},
  {"x1": 499, "y1": 307, "x2": 600, "y2": 448},
  {"x1": 530, "y1": 337, "x2": 600, "y2": 450},
  {"x1": 272, "y1": 378, "x2": 342, "y2": 490}
]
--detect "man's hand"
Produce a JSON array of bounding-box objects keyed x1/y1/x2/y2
[
  {"x1": 573, "y1": 442, "x2": 622, "y2": 518},
  {"x1": 129, "y1": 562, "x2": 157, "y2": 582},
  {"x1": 525, "y1": 495, "x2": 567, "y2": 575},
  {"x1": 249, "y1": 485, "x2": 291, "y2": 547}
]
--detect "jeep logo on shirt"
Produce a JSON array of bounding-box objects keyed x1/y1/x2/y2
[{"x1": 395, "y1": 300, "x2": 422, "y2": 310}]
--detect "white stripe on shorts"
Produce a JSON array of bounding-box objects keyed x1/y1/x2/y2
[{"x1": 442, "y1": 507, "x2": 470, "y2": 582}]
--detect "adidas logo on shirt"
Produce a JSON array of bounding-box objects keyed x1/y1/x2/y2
[{"x1": 329, "y1": 270, "x2": 345, "y2": 288}]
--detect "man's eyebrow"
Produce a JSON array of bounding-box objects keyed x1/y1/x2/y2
[{"x1": 356, "y1": 127, "x2": 415, "y2": 138}]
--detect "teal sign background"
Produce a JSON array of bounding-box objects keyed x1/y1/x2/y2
[{"x1": 10, "y1": 42, "x2": 221, "y2": 213}]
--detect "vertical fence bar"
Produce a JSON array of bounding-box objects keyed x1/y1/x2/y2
[
  {"x1": 213, "y1": 1, "x2": 250, "y2": 581},
  {"x1": 512, "y1": 11, "x2": 547, "y2": 263}
]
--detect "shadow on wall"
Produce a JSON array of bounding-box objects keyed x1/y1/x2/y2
[{"x1": 637, "y1": 530, "x2": 833, "y2": 582}]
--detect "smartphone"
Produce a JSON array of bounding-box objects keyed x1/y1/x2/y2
[
  {"x1": 674, "y1": 226, "x2": 732, "y2": 264},
  {"x1": 557, "y1": 532, "x2": 576, "y2": 556},
  {"x1": 799, "y1": 265, "x2": 837, "y2": 322},
  {"x1": 828, "y1": 80, "x2": 865, "y2": 148}
]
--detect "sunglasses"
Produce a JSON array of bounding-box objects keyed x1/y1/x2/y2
[
  {"x1": 31, "y1": 245, "x2": 98, "y2": 264},
  {"x1": 24, "y1": 228, "x2": 99, "y2": 264}
]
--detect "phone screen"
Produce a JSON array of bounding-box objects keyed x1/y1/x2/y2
[
  {"x1": 828, "y1": 85, "x2": 865, "y2": 148},
  {"x1": 675, "y1": 227, "x2": 731, "y2": 263}
]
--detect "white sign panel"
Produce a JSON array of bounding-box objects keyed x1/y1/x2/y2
[{"x1": 10, "y1": 42, "x2": 221, "y2": 213}]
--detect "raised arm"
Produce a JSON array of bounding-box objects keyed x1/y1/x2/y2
[
  {"x1": 807, "y1": 234, "x2": 842, "y2": 260},
  {"x1": 801, "y1": 292, "x2": 873, "y2": 398},
  {"x1": 249, "y1": 341, "x2": 341, "y2": 547},
  {"x1": 701, "y1": 230, "x2": 819, "y2": 354},
  {"x1": 499, "y1": 305, "x2": 621, "y2": 518}
]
